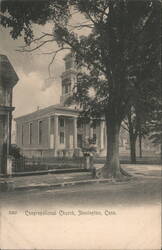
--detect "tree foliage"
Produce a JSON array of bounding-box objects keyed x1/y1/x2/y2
[{"x1": 0, "y1": 0, "x2": 70, "y2": 50}]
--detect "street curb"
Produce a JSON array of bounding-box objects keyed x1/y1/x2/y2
[
  {"x1": 0, "y1": 176, "x2": 136, "y2": 192},
  {"x1": 0, "y1": 172, "x2": 136, "y2": 192}
]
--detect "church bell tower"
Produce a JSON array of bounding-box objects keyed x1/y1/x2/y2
[{"x1": 60, "y1": 53, "x2": 77, "y2": 106}]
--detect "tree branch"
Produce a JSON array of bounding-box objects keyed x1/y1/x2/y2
[
  {"x1": 30, "y1": 32, "x2": 53, "y2": 44},
  {"x1": 47, "y1": 47, "x2": 70, "y2": 78},
  {"x1": 16, "y1": 39, "x2": 54, "y2": 52},
  {"x1": 68, "y1": 23, "x2": 94, "y2": 31}
]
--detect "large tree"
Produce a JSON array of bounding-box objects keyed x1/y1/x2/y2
[
  {"x1": 54, "y1": 0, "x2": 161, "y2": 178},
  {"x1": 1, "y1": 0, "x2": 161, "y2": 179}
]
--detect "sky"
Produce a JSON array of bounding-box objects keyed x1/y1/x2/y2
[
  {"x1": 0, "y1": 11, "x2": 90, "y2": 116},
  {"x1": 0, "y1": 23, "x2": 66, "y2": 119},
  {"x1": 0, "y1": 10, "x2": 91, "y2": 139}
]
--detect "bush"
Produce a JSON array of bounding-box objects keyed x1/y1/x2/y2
[{"x1": 10, "y1": 144, "x2": 22, "y2": 159}]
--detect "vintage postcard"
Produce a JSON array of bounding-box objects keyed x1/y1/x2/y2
[{"x1": 0, "y1": 0, "x2": 161, "y2": 249}]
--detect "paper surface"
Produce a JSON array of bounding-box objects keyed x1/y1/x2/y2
[
  {"x1": 0, "y1": 1, "x2": 161, "y2": 249},
  {"x1": 0, "y1": 179, "x2": 161, "y2": 250}
]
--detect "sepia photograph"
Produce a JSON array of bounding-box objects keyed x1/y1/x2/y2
[{"x1": 0, "y1": 0, "x2": 161, "y2": 249}]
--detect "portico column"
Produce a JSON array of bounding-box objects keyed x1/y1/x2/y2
[
  {"x1": 104, "y1": 121, "x2": 107, "y2": 151},
  {"x1": 48, "y1": 117, "x2": 51, "y2": 148},
  {"x1": 73, "y1": 117, "x2": 77, "y2": 148},
  {"x1": 54, "y1": 115, "x2": 59, "y2": 156}
]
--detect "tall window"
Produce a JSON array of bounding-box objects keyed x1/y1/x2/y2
[
  {"x1": 77, "y1": 134, "x2": 83, "y2": 148},
  {"x1": 62, "y1": 79, "x2": 71, "y2": 94},
  {"x1": 93, "y1": 133, "x2": 97, "y2": 144},
  {"x1": 77, "y1": 121, "x2": 83, "y2": 129},
  {"x1": 65, "y1": 84, "x2": 69, "y2": 94},
  {"x1": 38, "y1": 121, "x2": 42, "y2": 144},
  {"x1": 60, "y1": 118, "x2": 64, "y2": 127},
  {"x1": 29, "y1": 123, "x2": 32, "y2": 144},
  {"x1": 60, "y1": 132, "x2": 64, "y2": 144}
]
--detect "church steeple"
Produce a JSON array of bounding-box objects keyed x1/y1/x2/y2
[{"x1": 60, "y1": 53, "x2": 77, "y2": 106}]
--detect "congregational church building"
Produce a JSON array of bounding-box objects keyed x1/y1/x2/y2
[{"x1": 15, "y1": 54, "x2": 111, "y2": 157}]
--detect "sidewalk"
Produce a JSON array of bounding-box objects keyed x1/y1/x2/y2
[
  {"x1": 0, "y1": 165, "x2": 110, "y2": 192},
  {"x1": 0, "y1": 164, "x2": 161, "y2": 192}
]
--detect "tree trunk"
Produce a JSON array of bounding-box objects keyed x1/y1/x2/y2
[
  {"x1": 102, "y1": 118, "x2": 130, "y2": 179},
  {"x1": 129, "y1": 133, "x2": 137, "y2": 163},
  {"x1": 105, "y1": 120, "x2": 120, "y2": 177},
  {"x1": 139, "y1": 131, "x2": 142, "y2": 158},
  {"x1": 127, "y1": 112, "x2": 137, "y2": 163}
]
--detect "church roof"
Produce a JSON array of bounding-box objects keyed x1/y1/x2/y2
[{"x1": 15, "y1": 104, "x2": 79, "y2": 122}]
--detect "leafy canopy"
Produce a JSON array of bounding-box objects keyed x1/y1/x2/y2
[{"x1": 1, "y1": 0, "x2": 161, "y2": 124}]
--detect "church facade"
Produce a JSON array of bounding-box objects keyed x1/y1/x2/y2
[
  {"x1": 15, "y1": 54, "x2": 111, "y2": 157},
  {"x1": 15, "y1": 105, "x2": 107, "y2": 157}
]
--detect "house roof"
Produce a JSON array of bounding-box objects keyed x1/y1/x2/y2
[{"x1": 0, "y1": 55, "x2": 19, "y2": 87}]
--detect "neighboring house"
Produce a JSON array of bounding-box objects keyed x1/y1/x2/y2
[
  {"x1": 0, "y1": 55, "x2": 18, "y2": 174},
  {"x1": 15, "y1": 54, "x2": 107, "y2": 157}
]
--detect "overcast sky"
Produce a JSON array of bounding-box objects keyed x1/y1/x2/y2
[{"x1": 0, "y1": 23, "x2": 67, "y2": 120}]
